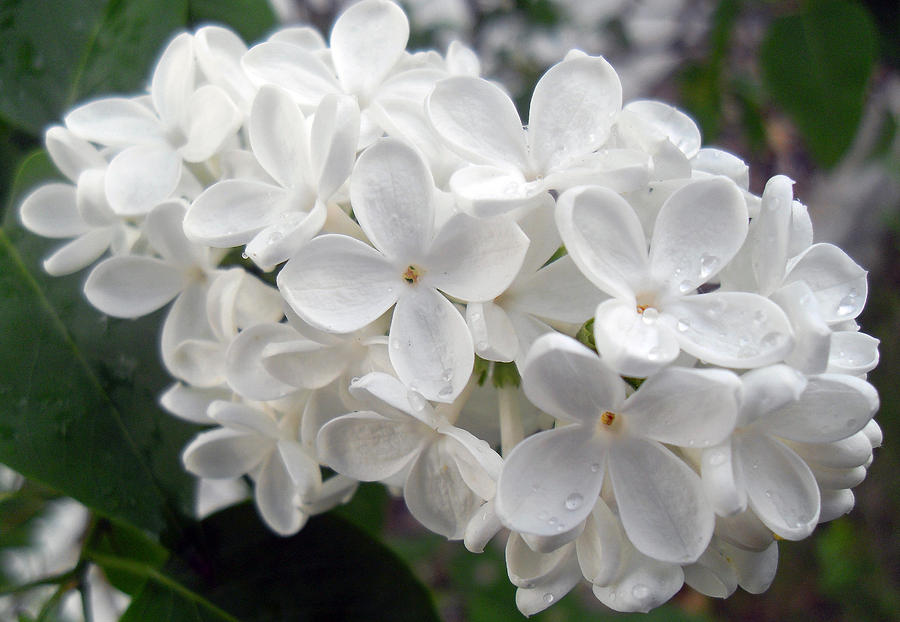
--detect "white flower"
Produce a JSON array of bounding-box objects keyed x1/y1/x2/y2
[
  {"x1": 317, "y1": 372, "x2": 502, "y2": 538},
  {"x1": 496, "y1": 332, "x2": 740, "y2": 563},
  {"x1": 557, "y1": 178, "x2": 794, "y2": 376},
  {"x1": 277, "y1": 139, "x2": 529, "y2": 402}
]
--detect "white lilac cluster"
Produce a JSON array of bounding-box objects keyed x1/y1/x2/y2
[{"x1": 18, "y1": 0, "x2": 881, "y2": 615}]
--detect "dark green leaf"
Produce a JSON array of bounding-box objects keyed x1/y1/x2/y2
[
  {"x1": 760, "y1": 0, "x2": 878, "y2": 167},
  {"x1": 0, "y1": 151, "x2": 200, "y2": 535},
  {"x1": 0, "y1": 0, "x2": 188, "y2": 135},
  {"x1": 122, "y1": 503, "x2": 441, "y2": 622},
  {"x1": 188, "y1": 0, "x2": 277, "y2": 43},
  {"x1": 90, "y1": 518, "x2": 170, "y2": 595}
]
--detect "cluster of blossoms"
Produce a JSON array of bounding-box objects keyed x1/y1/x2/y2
[{"x1": 19, "y1": 0, "x2": 881, "y2": 615}]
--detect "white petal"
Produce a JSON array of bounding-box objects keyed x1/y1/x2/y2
[
  {"x1": 65, "y1": 97, "x2": 163, "y2": 147},
  {"x1": 427, "y1": 76, "x2": 530, "y2": 170},
  {"x1": 76, "y1": 169, "x2": 115, "y2": 226},
  {"x1": 752, "y1": 175, "x2": 794, "y2": 296},
  {"x1": 243, "y1": 199, "x2": 327, "y2": 270},
  {"x1": 442, "y1": 424, "x2": 503, "y2": 489},
  {"x1": 194, "y1": 26, "x2": 255, "y2": 108},
  {"x1": 592, "y1": 549, "x2": 684, "y2": 613},
  {"x1": 609, "y1": 437, "x2": 713, "y2": 563},
  {"x1": 241, "y1": 41, "x2": 340, "y2": 106},
  {"x1": 169, "y1": 339, "x2": 226, "y2": 387},
  {"x1": 593, "y1": 298, "x2": 680, "y2": 378},
  {"x1": 464, "y1": 500, "x2": 503, "y2": 553},
  {"x1": 828, "y1": 330, "x2": 879, "y2": 375},
  {"x1": 43, "y1": 229, "x2": 113, "y2": 276},
  {"x1": 495, "y1": 425, "x2": 606, "y2": 537},
  {"x1": 529, "y1": 55, "x2": 622, "y2": 172},
  {"x1": 623, "y1": 100, "x2": 701, "y2": 158},
  {"x1": 649, "y1": 177, "x2": 748, "y2": 293},
  {"x1": 105, "y1": 144, "x2": 181, "y2": 216},
  {"x1": 159, "y1": 383, "x2": 230, "y2": 424},
  {"x1": 683, "y1": 541, "x2": 739, "y2": 598},
  {"x1": 209, "y1": 400, "x2": 281, "y2": 438},
  {"x1": 389, "y1": 287, "x2": 473, "y2": 403},
  {"x1": 151, "y1": 33, "x2": 195, "y2": 129},
  {"x1": 45, "y1": 126, "x2": 106, "y2": 182},
  {"x1": 545, "y1": 148, "x2": 651, "y2": 194},
  {"x1": 185, "y1": 180, "x2": 289, "y2": 247},
  {"x1": 262, "y1": 339, "x2": 348, "y2": 390},
  {"x1": 448, "y1": 165, "x2": 544, "y2": 215},
  {"x1": 766, "y1": 374, "x2": 878, "y2": 443},
  {"x1": 310, "y1": 93, "x2": 360, "y2": 198},
  {"x1": 468, "y1": 301, "x2": 518, "y2": 362},
  {"x1": 520, "y1": 332, "x2": 625, "y2": 424},
  {"x1": 249, "y1": 85, "x2": 309, "y2": 188},
  {"x1": 330, "y1": 0, "x2": 409, "y2": 97},
  {"x1": 788, "y1": 431, "x2": 873, "y2": 469},
  {"x1": 404, "y1": 438, "x2": 482, "y2": 539},
  {"x1": 665, "y1": 292, "x2": 794, "y2": 369},
  {"x1": 182, "y1": 428, "x2": 269, "y2": 478},
  {"x1": 736, "y1": 433, "x2": 819, "y2": 540},
  {"x1": 225, "y1": 323, "x2": 299, "y2": 401},
  {"x1": 254, "y1": 450, "x2": 304, "y2": 536},
  {"x1": 84, "y1": 256, "x2": 184, "y2": 318},
  {"x1": 424, "y1": 212, "x2": 528, "y2": 301},
  {"x1": 181, "y1": 85, "x2": 242, "y2": 162},
  {"x1": 160, "y1": 282, "x2": 214, "y2": 376},
  {"x1": 555, "y1": 185, "x2": 649, "y2": 300},
  {"x1": 317, "y1": 412, "x2": 424, "y2": 481},
  {"x1": 701, "y1": 441, "x2": 747, "y2": 517},
  {"x1": 623, "y1": 367, "x2": 740, "y2": 447},
  {"x1": 276, "y1": 440, "x2": 322, "y2": 500},
  {"x1": 576, "y1": 499, "x2": 623, "y2": 586},
  {"x1": 725, "y1": 540, "x2": 779, "y2": 594},
  {"x1": 277, "y1": 234, "x2": 398, "y2": 333},
  {"x1": 784, "y1": 243, "x2": 867, "y2": 322},
  {"x1": 515, "y1": 555, "x2": 582, "y2": 616},
  {"x1": 819, "y1": 489, "x2": 855, "y2": 523},
  {"x1": 351, "y1": 139, "x2": 435, "y2": 262},
  {"x1": 19, "y1": 183, "x2": 86, "y2": 238},
  {"x1": 770, "y1": 281, "x2": 832, "y2": 374},
  {"x1": 738, "y1": 364, "x2": 807, "y2": 428},
  {"x1": 505, "y1": 256, "x2": 606, "y2": 325},
  {"x1": 809, "y1": 463, "x2": 865, "y2": 490},
  {"x1": 144, "y1": 200, "x2": 196, "y2": 267},
  {"x1": 348, "y1": 371, "x2": 431, "y2": 425},
  {"x1": 692, "y1": 148, "x2": 749, "y2": 188}
]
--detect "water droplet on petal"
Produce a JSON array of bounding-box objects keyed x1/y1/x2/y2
[
  {"x1": 565, "y1": 493, "x2": 583, "y2": 511},
  {"x1": 761, "y1": 332, "x2": 784, "y2": 349},
  {"x1": 641, "y1": 308, "x2": 659, "y2": 324},
  {"x1": 707, "y1": 450, "x2": 726, "y2": 466},
  {"x1": 647, "y1": 347, "x2": 661, "y2": 361},
  {"x1": 764, "y1": 489, "x2": 773, "y2": 498},
  {"x1": 543, "y1": 593, "x2": 555, "y2": 604},
  {"x1": 678, "y1": 280, "x2": 694, "y2": 294},
  {"x1": 677, "y1": 319, "x2": 690, "y2": 333},
  {"x1": 441, "y1": 368, "x2": 453, "y2": 382},
  {"x1": 547, "y1": 516, "x2": 557, "y2": 526},
  {"x1": 699, "y1": 253, "x2": 718, "y2": 279},
  {"x1": 470, "y1": 312, "x2": 482, "y2": 321},
  {"x1": 632, "y1": 584, "x2": 650, "y2": 600},
  {"x1": 407, "y1": 390, "x2": 427, "y2": 412},
  {"x1": 240, "y1": 251, "x2": 249, "y2": 259},
  {"x1": 438, "y1": 384, "x2": 454, "y2": 398},
  {"x1": 590, "y1": 462, "x2": 601, "y2": 473},
  {"x1": 836, "y1": 289, "x2": 858, "y2": 316}
]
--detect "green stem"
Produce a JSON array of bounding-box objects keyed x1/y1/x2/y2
[{"x1": 0, "y1": 569, "x2": 77, "y2": 597}]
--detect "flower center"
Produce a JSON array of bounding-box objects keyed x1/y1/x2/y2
[
  {"x1": 402, "y1": 265, "x2": 423, "y2": 284},
  {"x1": 600, "y1": 411, "x2": 616, "y2": 426},
  {"x1": 596, "y1": 410, "x2": 622, "y2": 435}
]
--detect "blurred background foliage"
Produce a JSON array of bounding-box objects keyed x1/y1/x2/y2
[{"x1": 0, "y1": 0, "x2": 897, "y2": 620}]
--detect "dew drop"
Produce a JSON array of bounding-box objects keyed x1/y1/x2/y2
[
  {"x1": 632, "y1": 584, "x2": 650, "y2": 600},
  {"x1": 350, "y1": 376, "x2": 361, "y2": 385},
  {"x1": 438, "y1": 384, "x2": 454, "y2": 398},
  {"x1": 707, "y1": 450, "x2": 726, "y2": 466},
  {"x1": 760, "y1": 332, "x2": 784, "y2": 349},
  {"x1": 753, "y1": 310, "x2": 766, "y2": 325},
  {"x1": 441, "y1": 368, "x2": 453, "y2": 382},
  {"x1": 537, "y1": 510, "x2": 548, "y2": 520},
  {"x1": 470, "y1": 312, "x2": 482, "y2": 321},
  {"x1": 764, "y1": 489, "x2": 773, "y2": 498},
  {"x1": 387, "y1": 286, "x2": 394, "y2": 294},
  {"x1": 543, "y1": 593, "x2": 555, "y2": 604},
  {"x1": 240, "y1": 252, "x2": 249, "y2": 260},
  {"x1": 476, "y1": 340, "x2": 489, "y2": 350},
  {"x1": 698, "y1": 253, "x2": 718, "y2": 279},
  {"x1": 267, "y1": 231, "x2": 284, "y2": 244},
  {"x1": 678, "y1": 280, "x2": 694, "y2": 294},
  {"x1": 641, "y1": 307, "x2": 659, "y2": 324},
  {"x1": 547, "y1": 516, "x2": 557, "y2": 526},
  {"x1": 407, "y1": 390, "x2": 427, "y2": 412},
  {"x1": 751, "y1": 461, "x2": 760, "y2": 470},
  {"x1": 836, "y1": 289, "x2": 858, "y2": 316},
  {"x1": 565, "y1": 493, "x2": 583, "y2": 511},
  {"x1": 391, "y1": 340, "x2": 401, "y2": 350},
  {"x1": 590, "y1": 462, "x2": 601, "y2": 473},
  {"x1": 676, "y1": 319, "x2": 690, "y2": 333},
  {"x1": 647, "y1": 347, "x2": 661, "y2": 361}
]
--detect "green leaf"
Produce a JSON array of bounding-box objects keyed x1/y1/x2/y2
[
  {"x1": 0, "y1": 0, "x2": 188, "y2": 135},
  {"x1": 90, "y1": 518, "x2": 170, "y2": 596},
  {"x1": 0, "y1": 151, "x2": 200, "y2": 535},
  {"x1": 120, "y1": 503, "x2": 441, "y2": 622},
  {"x1": 188, "y1": 0, "x2": 276, "y2": 43},
  {"x1": 760, "y1": 0, "x2": 878, "y2": 167}
]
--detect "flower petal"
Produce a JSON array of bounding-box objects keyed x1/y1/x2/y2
[
  {"x1": 105, "y1": 144, "x2": 181, "y2": 216},
  {"x1": 505, "y1": 256, "x2": 605, "y2": 325},
  {"x1": 555, "y1": 185, "x2": 649, "y2": 300},
  {"x1": 529, "y1": 55, "x2": 622, "y2": 172},
  {"x1": 45, "y1": 126, "x2": 106, "y2": 182},
  {"x1": 592, "y1": 548, "x2": 684, "y2": 613},
  {"x1": 317, "y1": 412, "x2": 425, "y2": 481},
  {"x1": 495, "y1": 425, "x2": 606, "y2": 537},
  {"x1": 181, "y1": 84, "x2": 242, "y2": 163},
  {"x1": 828, "y1": 330, "x2": 879, "y2": 375},
  {"x1": 249, "y1": 85, "x2": 309, "y2": 188},
  {"x1": 185, "y1": 180, "x2": 288, "y2": 247},
  {"x1": 350, "y1": 139, "x2": 436, "y2": 262},
  {"x1": 330, "y1": 0, "x2": 409, "y2": 97},
  {"x1": 593, "y1": 298, "x2": 680, "y2": 378},
  {"x1": 752, "y1": 175, "x2": 794, "y2": 296},
  {"x1": 254, "y1": 450, "x2": 305, "y2": 536},
  {"x1": 521, "y1": 332, "x2": 625, "y2": 424},
  {"x1": 427, "y1": 76, "x2": 530, "y2": 170},
  {"x1": 784, "y1": 243, "x2": 867, "y2": 322},
  {"x1": 623, "y1": 100, "x2": 701, "y2": 158},
  {"x1": 277, "y1": 234, "x2": 399, "y2": 333},
  {"x1": 262, "y1": 338, "x2": 349, "y2": 390},
  {"x1": 182, "y1": 428, "x2": 269, "y2": 478},
  {"x1": 424, "y1": 212, "x2": 529, "y2": 301},
  {"x1": 65, "y1": 97, "x2": 163, "y2": 147},
  {"x1": 309, "y1": 93, "x2": 360, "y2": 198},
  {"x1": 42, "y1": 229, "x2": 114, "y2": 276},
  {"x1": 649, "y1": 177, "x2": 748, "y2": 293},
  {"x1": 19, "y1": 183, "x2": 86, "y2": 238},
  {"x1": 468, "y1": 301, "x2": 518, "y2": 362},
  {"x1": 701, "y1": 441, "x2": 747, "y2": 517},
  {"x1": 151, "y1": 33, "x2": 195, "y2": 129},
  {"x1": 404, "y1": 438, "x2": 482, "y2": 539},
  {"x1": 770, "y1": 281, "x2": 832, "y2": 374},
  {"x1": 389, "y1": 287, "x2": 473, "y2": 403},
  {"x1": 84, "y1": 256, "x2": 184, "y2": 318},
  {"x1": 623, "y1": 367, "x2": 740, "y2": 447},
  {"x1": 609, "y1": 437, "x2": 713, "y2": 563},
  {"x1": 735, "y1": 433, "x2": 819, "y2": 540},
  {"x1": 241, "y1": 41, "x2": 340, "y2": 106},
  {"x1": 665, "y1": 292, "x2": 794, "y2": 369},
  {"x1": 225, "y1": 323, "x2": 299, "y2": 401}
]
